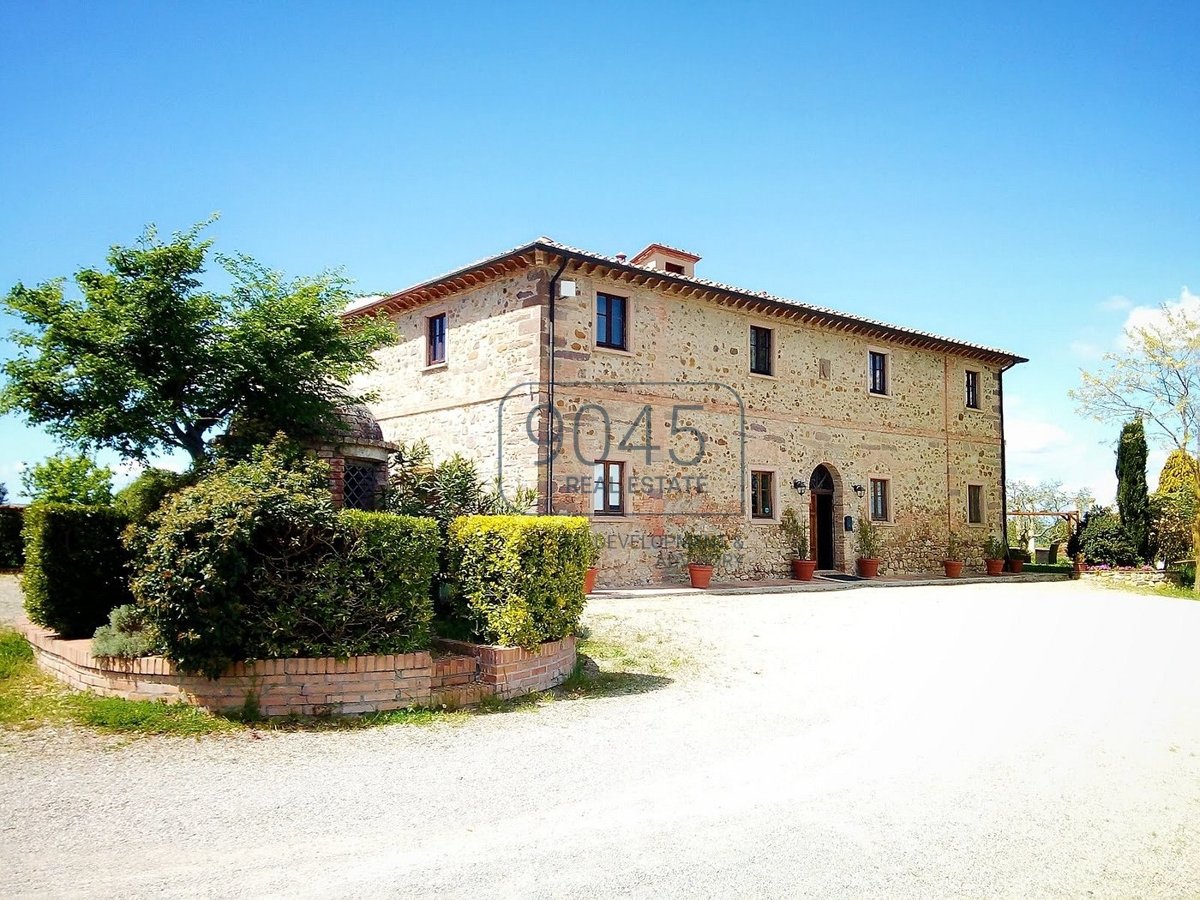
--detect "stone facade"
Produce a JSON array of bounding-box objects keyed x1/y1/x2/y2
[
  {"x1": 349, "y1": 240, "x2": 1023, "y2": 585},
  {"x1": 353, "y1": 268, "x2": 546, "y2": 496}
]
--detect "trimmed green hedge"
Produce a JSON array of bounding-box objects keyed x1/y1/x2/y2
[
  {"x1": 447, "y1": 514, "x2": 590, "y2": 648},
  {"x1": 1022, "y1": 563, "x2": 1073, "y2": 574},
  {"x1": 0, "y1": 506, "x2": 23, "y2": 569},
  {"x1": 130, "y1": 446, "x2": 440, "y2": 677},
  {"x1": 113, "y1": 468, "x2": 192, "y2": 523},
  {"x1": 269, "y1": 510, "x2": 440, "y2": 660},
  {"x1": 22, "y1": 503, "x2": 132, "y2": 638}
]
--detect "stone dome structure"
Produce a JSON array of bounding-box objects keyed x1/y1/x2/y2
[
  {"x1": 334, "y1": 404, "x2": 386, "y2": 443},
  {"x1": 305, "y1": 404, "x2": 395, "y2": 510}
]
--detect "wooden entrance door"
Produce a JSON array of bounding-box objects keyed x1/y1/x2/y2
[{"x1": 809, "y1": 465, "x2": 835, "y2": 569}]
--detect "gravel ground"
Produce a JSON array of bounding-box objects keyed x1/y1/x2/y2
[
  {"x1": 2, "y1": 576, "x2": 1200, "y2": 898},
  {"x1": 0, "y1": 573, "x2": 24, "y2": 625}
]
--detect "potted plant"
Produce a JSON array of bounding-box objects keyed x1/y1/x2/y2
[
  {"x1": 779, "y1": 507, "x2": 816, "y2": 581},
  {"x1": 681, "y1": 530, "x2": 728, "y2": 589},
  {"x1": 983, "y1": 535, "x2": 1006, "y2": 576},
  {"x1": 943, "y1": 532, "x2": 964, "y2": 578},
  {"x1": 1007, "y1": 545, "x2": 1028, "y2": 574},
  {"x1": 854, "y1": 516, "x2": 884, "y2": 578},
  {"x1": 583, "y1": 532, "x2": 605, "y2": 594}
]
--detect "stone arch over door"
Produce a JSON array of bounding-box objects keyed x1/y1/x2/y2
[{"x1": 809, "y1": 463, "x2": 845, "y2": 570}]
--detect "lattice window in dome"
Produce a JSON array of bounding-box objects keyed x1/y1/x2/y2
[{"x1": 343, "y1": 461, "x2": 378, "y2": 511}]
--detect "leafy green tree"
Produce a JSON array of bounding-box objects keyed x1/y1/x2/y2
[
  {"x1": 1, "y1": 221, "x2": 394, "y2": 465},
  {"x1": 1151, "y1": 490, "x2": 1195, "y2": 566},
  {"x1": 1115, "y1": 417, "x2": 1151, "y2": 559},
  {"x1": 20, "y1": 454, "x2": 114, "y2": 506},
  {"x1": 1150, "y1": 450, "x2": 1198, "y2": 565},
  {"x1": 1072, "y1": 300, "x2": 1200, "y2": 590},
  {"x1": 1156, "y1": 449, "x2": 1197, "y2": 495},
  {"x1": 1005, "y1": 478, "x2": 1094, "y2": 546},
  {"x1": 1077, "y1": 506, "x2": 1140, "y2": 566}
]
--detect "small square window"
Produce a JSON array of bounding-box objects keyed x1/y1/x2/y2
[
  {"x1": 868, "y1": 351, "x2": 888, "y2": 395},
  {"x1": 751, "y1": 471, "x2": 775, "y2": 519},
  {"x1": 750, "y1": 326, "x2": 773, "y2": 376},
  {"x1": 593, "y1": 460, "x2": 624, "y2": 515},
  {"x1": 427, "y1": 313, "x2": 447, "y2": 366},
  {"x1": 596, "y1": 293, "x2": 628, "y2": 351},
  {"x1": 869, "y1": 478, "x2": 890, "y2": 522},
  {"x1": 967, "y1": 484, "x2": 984, "y2": 525},
  {"x1": 965, "y1": 370, "x2": 980, "y2": 409}
]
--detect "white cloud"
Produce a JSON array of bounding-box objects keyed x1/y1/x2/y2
[
  {"x1": 1122, "y1": 286, "x2": 1199, "y2": 336},
  {"x1": 1099, "y1": 295, "x2": 1132, "y2": 312},
  {"x1": 1004, "y1": 409, "x2": 1115, "y2": 505}
]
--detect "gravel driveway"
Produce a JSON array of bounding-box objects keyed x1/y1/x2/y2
[{"x1": 2, "y1": 578, "x2": 1199, "y2": 898}]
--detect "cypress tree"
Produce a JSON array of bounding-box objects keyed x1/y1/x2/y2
[{"x1": 1115, "y1": 417, "x2": 1151, "y2": 560}]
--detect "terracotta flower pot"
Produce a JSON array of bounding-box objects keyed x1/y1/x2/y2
[
  {"x1": 688, "y1": 563, "x2": 714, "y2": 589},
  {"x1": 985, "y1": 559, "x2": 1004, "y2": 576},
  {"x1": 856, "y1": 558, "x2": 881, "y2": 578},
  {"x1": 584, "y1": 567, "x2": 598, "y2": 594},
  {"x1": 791, "y1": 558, "x2": 817, "y2": 581},
  {"x1": 1008, "y1": 558, "x2": 1025, "y2": 574},
  {"x1": 943, "y1": 560, "x2": 964, "y2": 578}
]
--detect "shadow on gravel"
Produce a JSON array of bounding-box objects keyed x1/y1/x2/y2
[{"x1": 552, "y1": 654, "x2": 673, "y2": 700}]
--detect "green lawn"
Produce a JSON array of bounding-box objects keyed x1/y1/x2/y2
[{"x1": 0, "y1": 629, "x2": 237, "y2": 736}]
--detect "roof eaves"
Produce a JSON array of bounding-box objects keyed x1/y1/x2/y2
[
  {"x1": 348, "y1": 237, "x2": 1027, "y2": 366},
  {"x1": 532, "y1": 240, "x2": 1027, "y2": 366}
]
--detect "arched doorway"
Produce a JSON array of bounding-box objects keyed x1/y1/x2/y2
[{"x1": 809, "y1": 465, "x2": 836, "y2": 569}]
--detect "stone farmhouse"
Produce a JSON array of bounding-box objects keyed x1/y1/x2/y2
[{"x1": 345, "y1": 239, "x2": 1026, "y2": 585}]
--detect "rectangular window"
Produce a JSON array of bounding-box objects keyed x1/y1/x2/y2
[
  {"x1": 967, "y1": 484, "x2": 984, "y2": 525},
  {"x1": 751, "y1": 471, "x2": 775, "y2": 519},
  {"x1": 427, "y1": 313, "x2": 447, "y2": 365},
  {"x1": 868, "y1": 351, "x2": 888, "y2": 395},
  {"x1": 664, "y1": 261, "x2": 685, "y2": 274},
  {"x1": 596, "y1": 293, "x2": 628, "y2": 350},
  {"x1": 869, "y1": 478, "x2": 890, "y2": 522},
  {"x1": 965, "y1": 370, "x2": 980, "y2": 409},
  {"x1": 750, "y1": 326, "x2": 773, "y2": 376},
  {"x1": 592, "y1": 460, "x2": 624, "y2": 515},
  {"x1": 343, "y1": 462, "x2": 378, "y2": 511}
]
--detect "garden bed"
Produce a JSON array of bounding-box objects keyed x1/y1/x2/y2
[{"x1": 17, "y1": 619, "x2": 575, "y2": 717}]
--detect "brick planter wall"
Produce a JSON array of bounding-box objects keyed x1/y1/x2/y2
[
  {"x1": 1080, "y1": 568, "x2": 1182, "y2": 589},
  {"x1": 17, "y1": 621, "x2": 576, "y2": 717},
  {"x1": 433, "y1": 636, "x2": 577, "y2": 699}
]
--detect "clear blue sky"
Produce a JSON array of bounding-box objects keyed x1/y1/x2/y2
[{"x1": 1, "y1": 1, "x2": 1197, "y2": 502}]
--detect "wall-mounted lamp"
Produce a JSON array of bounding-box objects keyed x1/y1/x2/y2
[
  {"x1": 852, "y1": 484, "x2": 866, "y2": 498},
  {"x1": 792, "y1": 479, "x2": 807, "y2": 495}
]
